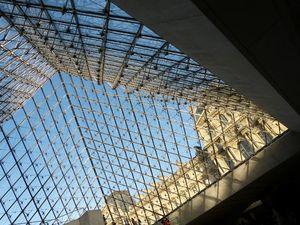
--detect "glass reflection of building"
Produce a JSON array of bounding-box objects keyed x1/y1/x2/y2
[
  {"x1": 102, "y1": 191, "x2": 135, "y2": 225},
  {"x1": 101, "y1": 106, "x2": 287, "y2": 225}
]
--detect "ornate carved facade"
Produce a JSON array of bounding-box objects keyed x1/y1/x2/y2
[{"x1": 101, "y1": 106, "x2": 287, "y2": 225}]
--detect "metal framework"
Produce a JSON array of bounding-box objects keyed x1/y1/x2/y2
[
  {"x1": 0, "y1": 15, "x2": 55, "y2": 122},
  {"x1": 0, "y1": 0, "x2": 265, "y2": 123},
  {"x1": 0, "y1": 1, "x2": 288, "y2": 225},
  {"x1": 0, "y1": 72, "x2": 286, "y2": 225}
]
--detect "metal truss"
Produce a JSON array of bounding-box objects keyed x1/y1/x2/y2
[
  {"x1": 0, "y1": 0, "x2": 288, "y2": 225},
  {"x1": 0, "y1": 72, "x2": 286, "y2": 225},
  {"x1": 0, "y1": 15, "x2": 56, "y2": 123},
  {"x1": 0, "y1": 0, "x2": 266, "y2": 121}
]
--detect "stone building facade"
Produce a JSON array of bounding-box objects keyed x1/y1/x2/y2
[{"x1": 101, "y1": 106, "x2": 287, "y2": 225}]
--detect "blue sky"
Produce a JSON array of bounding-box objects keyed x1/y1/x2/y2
[
  {"x1": 0, "y1": 72, "x2": 201, "y2": 224},
  {"x1": 0, "y1": 0, "x2": 217, "y2": 223}
]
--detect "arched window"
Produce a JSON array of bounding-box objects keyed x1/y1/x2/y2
[
  {"x1": 258, "y1": 130, "x2": 273, "y2": 145},
  {"x1": 196, "y1": 147, "x2": 220, "y2": 180},
  {"x1": 218, "y1": 146, "x2": 235, "y2": 170},
  {"x1": 219, "y1": 114, "x2": 228, "y2": 127},
  {"x1": 194, "y1": 107, "x2": 203, "y2": 122},
  {"x1": 238, "y1": 139, "x2": 255, "y2": 158}
]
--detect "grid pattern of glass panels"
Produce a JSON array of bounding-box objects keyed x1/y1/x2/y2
[
  {"x1": 0, "y1": 16, "x2": 56, "y2": 123},
  {"x1": 0, "y1": 1, "x2": 288, "y2": 225},
  {"x1": 0, "y1": 0, "x2": 263, "y2": 120},
  {"x1": 0, "y1": 72, "x2": 286, "y2": 225}
]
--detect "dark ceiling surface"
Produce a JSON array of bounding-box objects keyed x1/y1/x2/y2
[{"x1": 192, "y1": 0, "x2": 300, "y2": 114}]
